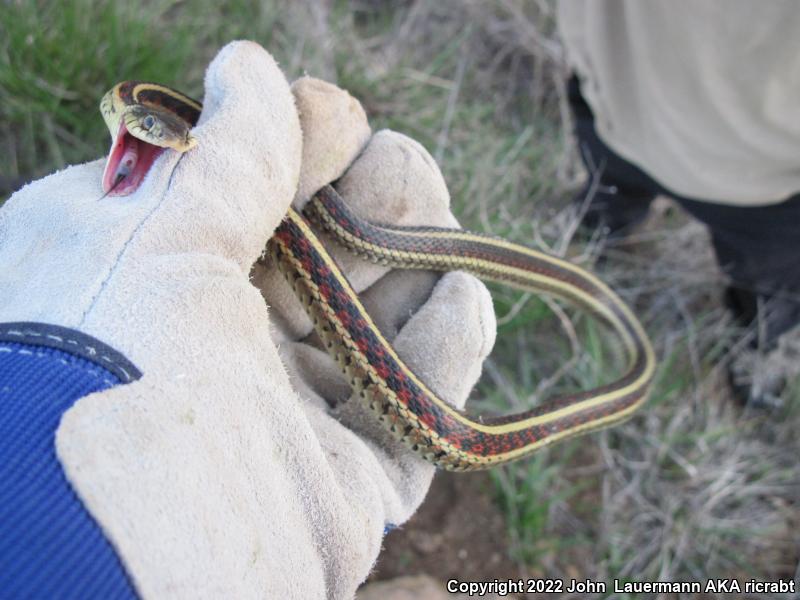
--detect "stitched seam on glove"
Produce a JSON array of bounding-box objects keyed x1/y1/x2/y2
[
  {"x1": 0, "y1": 322, "x2": 142, "y2": 382},
  {"x1": 76, "y1": 159, "x2": 183, "y2": 330}
]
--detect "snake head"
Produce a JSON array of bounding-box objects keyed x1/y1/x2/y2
[
  {"x1": 122, "y1": 105, "x2": 197, "y2": 152},
  {"x1": 99, "y1": 82, "x2": 199, "y2": 196},
  {"x1": 101, "y1": 105, "x2": 198, "y2": 196}
]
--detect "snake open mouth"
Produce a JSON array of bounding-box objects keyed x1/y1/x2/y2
[{"x1": 102, "y1": 121, "x2": 165, "y2": 196}]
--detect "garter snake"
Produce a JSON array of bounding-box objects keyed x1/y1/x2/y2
[{"x1": 100, "y1": 81, "x2": 657, "y2": 471}]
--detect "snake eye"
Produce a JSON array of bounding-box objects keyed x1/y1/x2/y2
[{"x1": 142, "y1": 114, "x2": 155, "y2": 130}]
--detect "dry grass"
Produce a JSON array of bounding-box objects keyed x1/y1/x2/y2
[{"x1": 2, "y1": 0, "x2": 798, "y2": 596}]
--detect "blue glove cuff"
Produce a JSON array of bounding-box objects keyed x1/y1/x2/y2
[{"x1": 0, "y1": 322, "x2": 140, "y2": 599}]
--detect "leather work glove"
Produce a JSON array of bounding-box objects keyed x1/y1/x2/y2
[{"x1": 0, "y1": 41, "x2": 495, "y2": 600}]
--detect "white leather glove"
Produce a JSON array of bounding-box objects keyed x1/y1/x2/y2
[{"x1": 0, "y1": 41, "x2": 495, "y2": 599}]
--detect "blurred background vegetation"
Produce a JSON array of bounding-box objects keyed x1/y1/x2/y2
[{"x1": 1, "y1": 1, "x2": 798, "y2": 597}]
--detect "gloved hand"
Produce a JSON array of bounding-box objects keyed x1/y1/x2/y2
[{"x1": 0, "y1": 41, "x2": 495, "y2": 599}]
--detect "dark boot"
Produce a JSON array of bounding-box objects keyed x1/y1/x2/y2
[{"x1": 725, "y1": 287, "x2": 800, "y2": 408}]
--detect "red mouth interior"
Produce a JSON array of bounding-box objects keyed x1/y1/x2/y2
[{"x1": 102, "y1": 122, "x2": 165, "y2": 196}]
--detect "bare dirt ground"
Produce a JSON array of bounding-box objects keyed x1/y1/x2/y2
[
  {"x1": 371, "y1": 472, "x2": 519, "y2": 583},
  {"x1": 365, "y1": 471, "x2": 525, "y2": 599}
]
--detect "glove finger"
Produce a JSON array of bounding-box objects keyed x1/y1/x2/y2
[
  {"x1": 291, "y1": 77, "x2": 372, "y2": 208},
  {"x1": 358, "y1": 270, "x2": 440, "y2": 341},
  {"x1": 384, "y1": 271, "x2": 496, "y2": 408},
  {"x1": 337, "y1": 130, "x2": 458, "y2": 227},
  {"x1": 325, "y1": 130, "x2": 459, "y2": 292},
  {"x1": 253, "y1": 77, "x2": 371, "y2": 342},
  {"x1": 151, "y1": 41, "x2": 302, "y2": 270},
  {"x1": 261, "y1": 129, "x2": 458, "y2": 340}
]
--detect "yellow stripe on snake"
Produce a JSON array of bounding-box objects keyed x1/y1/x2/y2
[{"x1": 100, "y1": 81, "x2": 657, "y2": 471}]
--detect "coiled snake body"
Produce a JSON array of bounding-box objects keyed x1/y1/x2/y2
[{"x1": 100, "y1": 81, "x2": 656, "y2": 471}]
